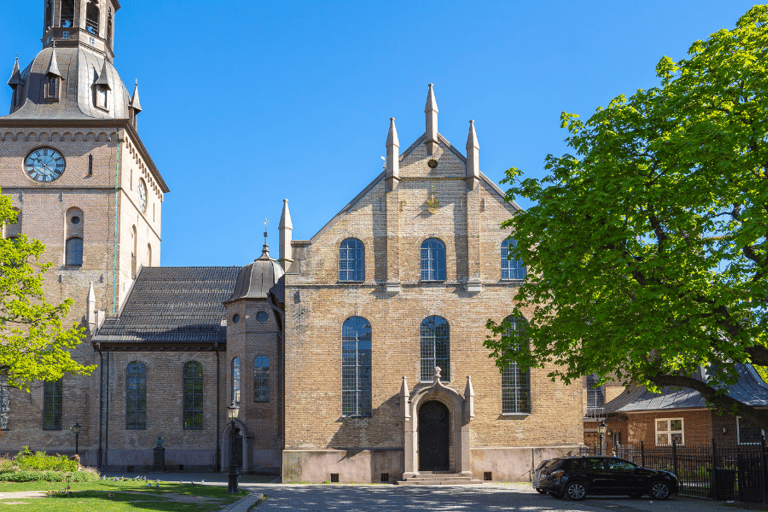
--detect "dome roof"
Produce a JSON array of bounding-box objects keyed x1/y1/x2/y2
[
  {"x1": 5, "y1": 47, "x2": 132, "y2": 121},
  {"x1": 227, "y1": 246, "x2": 285, "y2": 302}
]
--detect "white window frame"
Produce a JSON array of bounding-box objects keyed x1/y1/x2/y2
[
  {"x1": 655, "y1": 417, "x2": 684, "y2": 446},
  {"x1": 737, "y1": 416, "x2": 765, "y2": 445}
]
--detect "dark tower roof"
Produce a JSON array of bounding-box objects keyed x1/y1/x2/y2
[
  {"x1": 227, "y1": 245, "x2": 285, "y2": 302},
  {"x1": 4, "y1": 47, "x2": 132, "y2": 121}
]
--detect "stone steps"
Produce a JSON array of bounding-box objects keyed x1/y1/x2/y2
[{"x1": 396, "y1": 472, "x2": 484, "y2": 486}]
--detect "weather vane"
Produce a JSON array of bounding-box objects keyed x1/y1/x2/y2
[{"x1": 263, "y1": 219, "x2": 269, "y2": 246}]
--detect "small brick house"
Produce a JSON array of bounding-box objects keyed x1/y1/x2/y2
[{"x1": 598, "y1": 365, "x2": 768, "y2": 454}]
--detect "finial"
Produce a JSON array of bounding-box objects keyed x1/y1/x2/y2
[{"x1": 263, "y1": 218, "x2": 269, "y2": 246}]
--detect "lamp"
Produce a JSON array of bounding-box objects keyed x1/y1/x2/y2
[
  {"x1": 69, "y1": 422, "x2": 82, "y2": 456},
  {"x1": 597, "y1": 419, "x2": 607, "y2": 456},
  {"x1": 226, "y1": 401, "x2": 240, "y2": 493}
]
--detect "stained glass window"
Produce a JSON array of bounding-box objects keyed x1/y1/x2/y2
[
  {"x1": 420, "y1": 316, "x2": 449, "y2": 381},
  {"x1": 183, "y1": 362, "x2": 203, "y2": 430},
  {"x1": 126, "y1": 362, "x2": 146, "y2": 429},
  {"x1": 43, "y1": 379, "x2": 62, "y2": 430},
  {"x1": 254, "y1": 356, "x2": 269, "y2": 403},
  {"x1": 341, "y1": 317, "x2": 372, "y2": 417}
]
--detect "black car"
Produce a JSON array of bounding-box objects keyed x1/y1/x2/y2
[
  {"x1": 537, "y1": 455, "x2": 679, "y2": 501},
  {"x1": 532, "y1": 459, "x2": 555, "y2": 493}
]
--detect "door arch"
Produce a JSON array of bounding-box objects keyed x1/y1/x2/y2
[{"x1": 418, "y1": 400, "x2": 449, "y2": 471}]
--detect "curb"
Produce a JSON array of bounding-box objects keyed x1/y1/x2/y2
[{"x1": 221, "y1": 492, "x2": 265, "y2": 512}]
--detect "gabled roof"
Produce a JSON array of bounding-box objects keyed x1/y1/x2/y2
[
  {"x1": 92, "y1": 266, "x2": 241, "y2": 347},
  {"x1": 604, "y1": 364, "x2": 768, "y2": 413}
]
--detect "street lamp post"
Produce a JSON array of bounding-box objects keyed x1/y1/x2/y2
[
  {"x1": 70, "y1": 422, "x2": 81, "y2": 456},
  {"x1": 227, "y1": 401, "x2": 240, "y2": 493},
  {"x1": 597, "y1": 419, "x2": 607, "y2": 456}
]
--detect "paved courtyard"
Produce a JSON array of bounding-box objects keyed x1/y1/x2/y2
[{"x1": 235, "y1": 483, "x2": 750, "y2": 512}]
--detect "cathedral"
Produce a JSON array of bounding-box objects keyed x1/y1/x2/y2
[{"x1": 0, "y1": 0, "x2": 585, "y2": 483}]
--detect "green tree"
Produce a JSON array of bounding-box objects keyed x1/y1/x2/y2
[
  {"x1": 486, "y1": 6, "x2": 768, "y2": 428},
  {"x1": 0, "y1": 190, "x2": 94, "y2": 390}
]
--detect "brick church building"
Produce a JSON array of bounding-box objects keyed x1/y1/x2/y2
[{"x1": 0, "y1": 0, "x2": 585, "y2": 483}]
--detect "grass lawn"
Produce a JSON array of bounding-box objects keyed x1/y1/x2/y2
[{"x1": 0, "y1": 479, "x2": 253, "y2": 511}]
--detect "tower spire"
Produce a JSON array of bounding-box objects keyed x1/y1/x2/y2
[
  {"x1": 7, "y1": 55, "x2": 22, "y2": 86},
  {"x1": 130, "y1": 80, "x2": 142, "y2": 112},
  {"x1": 425, "y1": 84, "x2": 439, "y2": 155},
  {"x1": 466, "y1": 120, "x2": 480, "y2": 184},
  {"x1": 386, "y1": 117, "x2": 400, "y2": 185},
  {"x1": 279, "y1": 199, "x2": 293, "y2": 270}
]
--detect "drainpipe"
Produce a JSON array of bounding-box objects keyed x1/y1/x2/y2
[
  {"x1": 112, "y1": 137, "x2": 121, "y2": 315},
  {"x1": 105, "y1": 350, "x2": 110, "y2": 468},
  {"x1": 215, "y1": 341, "x2": 220, "y2": 472},
  {"x1": 97, "y1": 343, "x2": 103, "y2": 469}
]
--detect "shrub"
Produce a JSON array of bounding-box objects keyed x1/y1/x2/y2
[{"x1": 14, "y1": 446, "x2": 78, "y2": 472}]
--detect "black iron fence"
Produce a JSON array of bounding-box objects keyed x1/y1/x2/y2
[{"x1": 579, "y1": 440, "x2": 768, "y2": 503}]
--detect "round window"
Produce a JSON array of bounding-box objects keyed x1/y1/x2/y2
[
  {"x1": 232, "y1": 314, "x2": 240, "y2": 324},
  {"x1": 256, "y1": 311, "x2": 268, "y2": 322},
  {"x1": 427, "y1": 159, "x2": 439, "y2": 169},
  {"x1": 71, "y1": 216, "x2": 80, "y2": 225}
]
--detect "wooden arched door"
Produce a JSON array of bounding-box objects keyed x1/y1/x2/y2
[{"x1": 418, "y1": 401, "x2": 449, "y2": 471}]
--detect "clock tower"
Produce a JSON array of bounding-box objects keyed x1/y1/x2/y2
[{"x1": 0, "y1": 0, "x2": 168, "y2": 463}]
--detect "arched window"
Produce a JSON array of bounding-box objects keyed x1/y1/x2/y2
[
  {"x1": 501, "y1": 316, "x2": 531, "y2": 414},
  {"x1": 420, "y1": 316, "x2": 449, "y2": 382},
  {"x1": 0, "y1": 376, "x2": 9, "y2": 430},
  {"x1": 341, "y1": 317, "x2": 372, "y2": 417},
  {"x1": 86, "y1": 0, "x2": 100, "y2": 34},
  {"x1": 126, "y1": 362, "x2": 146, "y2": 429},
  {"x1": 231, "y1": 357, "x2": 240, "y2": 404},
  {"x1": 586, "y1": 374, "x2": 604, "y2": 411},
  {"x1": 61, "y1": 0, "x2": 75, "y2": 28},
  {"x1": 43, "y1": 379, "x2": 63, "y2": 430},
  {"x1": 107, "y1": 9, "x2": 113, "y2": 48},
  {"x1": 65, "y1": 208, "x2": 83, "y2": 266},
  {"x1": 66, "y1": 238, "x2": 83, "y2": 266},
  {"x1": 183, "y1": 362, "x2": 203, "y2": 430},
  {"x1": 254, "y1": 356, "x2": 269, "y2": 403},
  {"x1": 421, "y1": 239, "x2": 446, "y2": 281},
  {"x1": 501, "y1": 239, "x2": 526, "y2": 280},
  {"x1": 44, "y1": 0, "x2": 53, "y2": 31},
  {"x1": 339, "y1": 238, "x2": 365, "y2": 282}
]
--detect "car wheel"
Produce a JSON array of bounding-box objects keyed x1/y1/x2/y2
[
  {"x1": 535, "y1": 488, "x2": 547, "y2": 494},
  {"x1": 649, "y1": 481, "x2": 671, "y2": 500},
  {"x1": 564, "y1": 481, "x2": 587, "y2": 501}
]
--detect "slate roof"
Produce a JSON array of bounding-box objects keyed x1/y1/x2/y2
[
  {"x1": 92, "y1": 266, "x2": 241, "y2": 347},
  {"x1": 226, "y1": 246, "x2": 284, "y2": 303},
  {"x1": 603, "y1": 364, "x2": 768, "y2": 413}
]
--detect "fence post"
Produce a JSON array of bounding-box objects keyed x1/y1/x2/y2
[
  {"x1": 761, "y1": 435, "x2": 767, "y2": 505},
  {"x1": 672, "y1": 438, "x2": 678, "y2": 478},
  {"x1": 641, "y1": 440, "x2": 645, "y2": 468},
  {"x1": 712, "y1": 438, "x2": 719, "y2": 501}
]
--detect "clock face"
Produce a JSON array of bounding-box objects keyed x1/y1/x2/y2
[
  {"x1": 24, "y1": 148, "x2": 65, "y2": 182},
  {"x1": 138, "y1": 179, "x2": 147, "y2": 213}
]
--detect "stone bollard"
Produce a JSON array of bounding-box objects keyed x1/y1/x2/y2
[{"x1": 152, "y1": 435, "x2": 165, "y2": 472}]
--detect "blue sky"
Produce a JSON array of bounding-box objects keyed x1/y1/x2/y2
[{"x1": 1, "y1": 1, "x2": 761, "y2": 267}]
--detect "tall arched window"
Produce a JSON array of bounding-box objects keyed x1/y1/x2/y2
[
  {"x1": 43, "y1": 379, "x2": 63, "y2": 430},
  {"x1": 183, "y1": 362, "x2": 203, "y2": 429},
  {"x1": 339, "y1": 238, "x2": 365, "y2": 282},
  {"x1": 231, "y1": 357, "x2": 240, "y2": 404},
  {"x1": 254, "y1": 356, "x2": 269, "y2": 403},
  {"x1": 126, "y1": 362, "x2": 146, "y2": 429},
  {"x1": 65, "y1": 208, "x2": 84, "y2": 266},
  {"x1": 341, "y1": 317, "x2": 372, "y2": 417},
  {"x1": 61, "y1": 0, "x2": 75, "y2": 27},
  {"x1": 44, "y1": 0, "x2": 53, "y2": 31},
  {"x1": 501, "y1": 316, "x2": 531, "y2": 414},
  {"x1": 107, "y1": 9, "x2": 114, "y2": 48},
  {"x1": 501, "y1": 239, "x2": 526, "y2": 280},
  {"x1": 421, "y1": 239, "x2": 446, "y2": 281},
  {"x1": 86, "y1": 0, "x2": 100, "y2": 34},
  {"x1": 420, "y1": 316, "x2": 449, "y2": 381}
]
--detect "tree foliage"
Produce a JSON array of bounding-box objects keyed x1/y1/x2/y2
[
  {"x1": 0, "y1": 190, "x2": 94, "y2": 390},
  {"x1": 486, "y1": 6, "x2": 768, "y2": 428}
]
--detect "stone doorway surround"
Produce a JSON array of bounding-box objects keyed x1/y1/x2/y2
[
  {"x1": 221, "y1": 418, "x2": 252, "y2": 473},
  {"x1": 401, "y1": 367, "x2": 474, "y2": 479}
]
